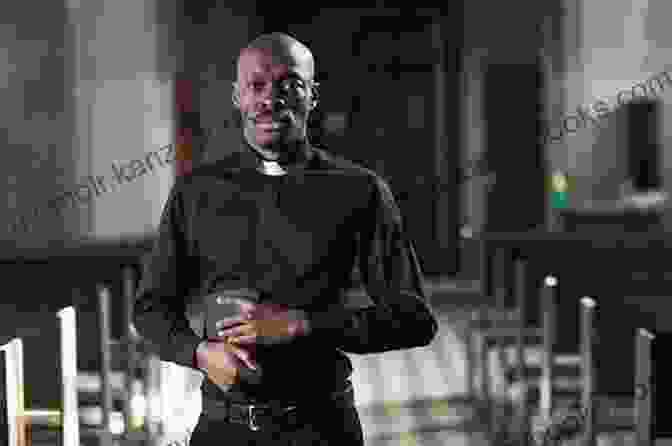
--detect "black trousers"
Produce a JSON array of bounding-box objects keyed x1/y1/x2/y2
[{"x1": 188, "y1": 401, "x2": 365, "y2": 445}]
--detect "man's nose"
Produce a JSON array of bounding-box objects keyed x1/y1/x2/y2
[
  {"x1": 261, "y1": 94, "x2": 287, "y2": 110},
  {"x1": 259, "y1": 83, "x2": 287, "y2": 107}
]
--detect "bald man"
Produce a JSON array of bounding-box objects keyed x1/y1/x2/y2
[{"x1": 134, "y1": 32, "x2": 438, "y2": 445}]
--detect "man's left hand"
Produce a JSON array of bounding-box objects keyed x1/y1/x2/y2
[{"x1": 216, "y1": 301, "x2": 310, "y2": 346}]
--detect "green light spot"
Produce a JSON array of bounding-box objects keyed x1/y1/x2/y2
[
  {"x1": 552, "y1": 191, "x2": 568, "y2": 209},
  {"x1": 551, "y1": 171, "x2": 569, "y2": 209}
]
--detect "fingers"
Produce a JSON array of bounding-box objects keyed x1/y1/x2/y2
[
  {"x1": 203, "y1": 341, "x2": 258, "y2": 387},
  {"x1": 228, "y1": 335, "x2": 258, "y2": 345},
  {"x1": 216, "y1": 289, "x2": 259, "y2": 309},
  {"x1": 218, "y1": 319, "x2": 294, "y2": 345},
  {"x1": 209, "y1": 367, "x2": 238, "y2": 388},
  {"x1": 226, "y1": 343, "x2": 259, "y2": 370},
  {"x1": 204, "y1": 345, "x2": 240, "y2": 387},
  {"x1": 236, "y1": 300, "x2": 257, "y2": 314},
  {"x1": 215, "y1": 315, "x2": 250, "y2": 331},
  {"x1": 217, "y1": 321, "x2": 255, "y2": 339}
]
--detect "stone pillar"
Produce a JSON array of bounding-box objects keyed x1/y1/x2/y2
[{"x1": 66, "y1": 0, "x2": 176, "y2": 239}]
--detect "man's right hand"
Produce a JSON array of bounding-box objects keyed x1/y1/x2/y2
[{"x1": 195, "y1": 340, "x2": 259, "y2": 389}]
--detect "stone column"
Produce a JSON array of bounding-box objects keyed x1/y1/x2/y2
[{"x1": 66, "y1": 0, "x2": 176, "y2": 239}]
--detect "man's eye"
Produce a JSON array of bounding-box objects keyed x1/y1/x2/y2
[
  {"x1": 278, "y1": 79, "x2": 304, "y2": 92},
  {"x1": 250, "y1": 81, "x2": 266, "y2": 92},
  {"x1": 248, "y1": 79, "x2": 304, "y2": 94},
  {"x1": 284, "y1": 79, "x2": 304, "y2": 90}
]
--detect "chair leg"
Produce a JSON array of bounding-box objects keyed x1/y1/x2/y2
[
  {"x1": 472, "y1": 308, "x2": 508, "y2": 443},
  {"x1": 57, "y1": 306, "x2": 80, "y2": 446},
  {"x1": 471, "y1": 310, "x2": 495, "y2": 438},
  {"x1": 3, "y1": 308, "x2": 80, "y2": 446},
  {"x1": 540, "y1": 275, "x2": 558, "y2": 420},
  {"x1": 466, "y1": 310, "x2": 479, "y2": 400},
  {"x1": 97, "y1": 285, "x2": 114, "y2": 446},
  {"x1": 580, "y1": 297, "x2": 597, "y2": 446},
  {"x1": 144, "y1": 353, "x2": 164, "y2": 445},
  {"x1": 493, "y1": 285, "x2": 510, "y2": 440},
  {"x1": 4, "y1": 300, "x2": 165, "y2": 446},
  {"x1": 1, "y1": 338, "x2": 26, "y2": 446},
  {"x1": 513, "y1": 259, "x2": 529, "y2": 445},
  {"x1": 122, "y1": 265, "x2": 138, "y2": 438},
  {"x1": 634, "y1": 328, "x2": 654, "y2": 446}
]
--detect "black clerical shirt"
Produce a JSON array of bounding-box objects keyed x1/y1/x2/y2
[{"x1": 134, "y1": 143, "x2": 438, "y2": 402}]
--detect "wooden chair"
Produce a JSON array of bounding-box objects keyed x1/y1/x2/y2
[
  {"x1": 582, "y1": 321, "x2": 655, "y2": 446},
  {"x1": 534, "y1": 297, "x2": 654, "y2": 446},
  {"x1": 472, "y1": 249, "x2": 587, "y2": 445},
  {"x1": 1, "y1": 286, "x2": 164, "y2": 446},
  {"x1": 1, "y1": 307, "x2": 79, "y2": 446}
]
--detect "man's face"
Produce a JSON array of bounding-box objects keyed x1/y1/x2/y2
[{"x1": 235, "y1": 48, "x2": 315, "y2": 149}]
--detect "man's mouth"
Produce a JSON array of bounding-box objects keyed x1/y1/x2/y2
[
  {"x1": 252, "y1": 111, "x2": 291, "y2": 126},
  {"x1": 255, "y1": 120, "x2": 286, "y2": 131}
]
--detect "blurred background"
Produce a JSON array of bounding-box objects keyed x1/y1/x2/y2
[{"x1": 1, "y1": 1, "x2": 672, "y2": 445}]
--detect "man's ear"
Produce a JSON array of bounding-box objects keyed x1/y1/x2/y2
[
  {"x1": 231, "y1": 82, "x2": 240, "y2": 108},
  {"x1": 309, "y1": 81, "x2": 320, "y2": 110}
]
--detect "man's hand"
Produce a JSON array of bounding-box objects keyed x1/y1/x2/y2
[
  {"x1": 215, "y1": 300, "x2": 310, "y2": 346},
  {"x1": 196, "y1": 340, "x2": 259, "y2": 390}
]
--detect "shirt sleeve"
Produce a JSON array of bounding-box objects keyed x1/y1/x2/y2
[
  {"x1": 133, "y1": 181, "x2": 203, "y2": 371},
  {"x1": 307, "y1": 175, "x2": 439, "y2": 354}
]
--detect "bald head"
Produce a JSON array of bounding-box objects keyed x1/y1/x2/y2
[
  {"x1": 237, "y1": 32, "x2": 315, "y2": 83},
  {"x1": 233, "y1": 32, "x2": 318, "y2": 152}
]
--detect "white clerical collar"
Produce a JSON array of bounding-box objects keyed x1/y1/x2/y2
[{"x1": 258, "y1": 159, "x2": 287, "y2": 176}]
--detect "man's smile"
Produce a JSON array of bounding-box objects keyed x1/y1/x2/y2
[
  {"x1": 255, "y1": 120, "x2": 287, "y2": 131},
  {"x1": 250, "y1": 113, "x2": 293, "y2": 133}
]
